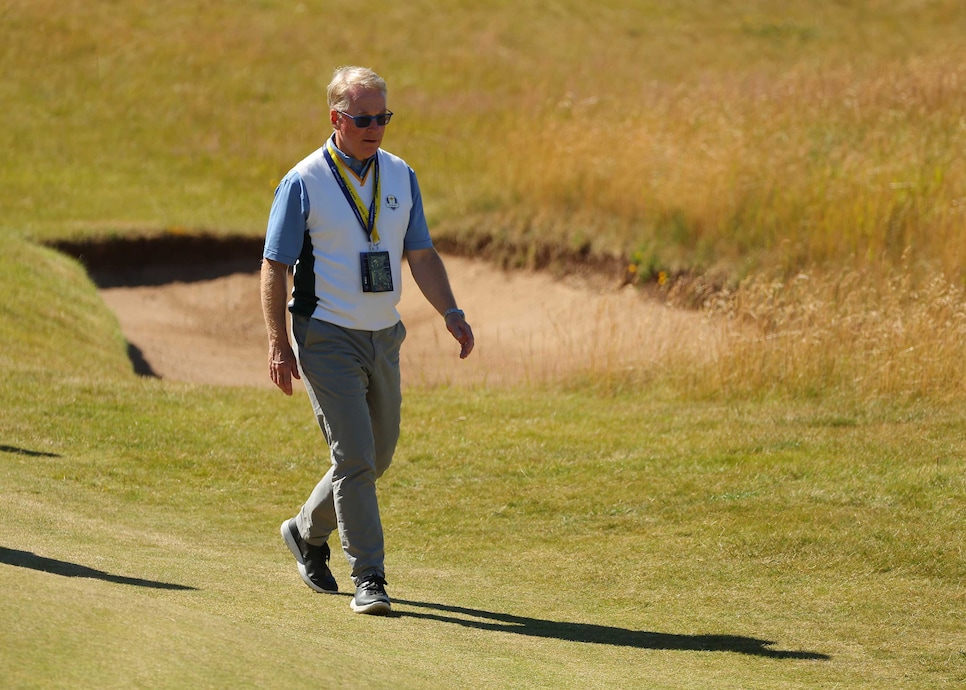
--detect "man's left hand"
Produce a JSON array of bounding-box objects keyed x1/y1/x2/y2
[{"x1": 445, "y1": 312, "x2": 475, "y2": 359}]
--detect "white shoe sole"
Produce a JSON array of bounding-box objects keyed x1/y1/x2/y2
[{"x1": 350, "y1": 598, "x2": 391, "y2": 615}]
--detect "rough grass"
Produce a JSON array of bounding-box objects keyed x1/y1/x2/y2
[
  {"x1": 688, "y1": 260, "x2": 966, "y2": 401},
  {"x1": 3, "y1": 0, "x2": 965, "y2": 279}
]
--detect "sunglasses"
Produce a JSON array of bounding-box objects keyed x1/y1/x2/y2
[{"x1": 337, "y1": 110, "x2": 394, "y2": 128}]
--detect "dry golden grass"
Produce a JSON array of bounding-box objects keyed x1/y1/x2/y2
[
  {"x1": 490, "y1": 53, "x2": 966, "y2": 280},
  {"x1": 692, "y1": 259, "x2": 966, "y2": 401}
]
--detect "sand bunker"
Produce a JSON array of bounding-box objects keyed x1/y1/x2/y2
[{"x1": 99, "y1": 256, "x2": 718, "y2": 389}]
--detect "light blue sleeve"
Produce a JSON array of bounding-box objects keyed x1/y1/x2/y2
[
  {"x1": 262, "y1": 171, "x2": 310, "y2": 265},
  {"x1": 403, "y1": 168, "x2": 434, "y2": 251}
]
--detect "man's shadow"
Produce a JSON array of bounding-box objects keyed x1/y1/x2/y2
[
  {"x1": 0, "y1": 445, "x2": 61, "y2": 458},
  {"x1": 0, "y1": 547, "x2": 196, "y2": 591},
  {"x1": 394, "y1": 599, "x2": 829, "y2": 660}
]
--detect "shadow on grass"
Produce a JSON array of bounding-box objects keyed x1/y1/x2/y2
[
  {"x1": 394, "y1": 599, "x2": 829, "y2": 660},
  {"x1": 0, "y1": 547, "x2": 197, "y2": 591},
  {"x1": 0, "y1": 445, "x2": 61, "y2": 458},
  {"x1": 127, "y1": 342, "x2": 160, "y2": 378}
]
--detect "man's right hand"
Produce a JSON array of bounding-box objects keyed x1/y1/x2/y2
[{"x1": 269, "y1": 342, "x2": 300, "y2": 396}]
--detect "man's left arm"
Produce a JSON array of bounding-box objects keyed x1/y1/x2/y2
[{"x1": 406, "y1": 247, "x2": 475, "y2": 359}]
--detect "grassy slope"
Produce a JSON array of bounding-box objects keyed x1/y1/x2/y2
[{"x1": 2, "y1": 1, "x2": 966, "y2": 687}]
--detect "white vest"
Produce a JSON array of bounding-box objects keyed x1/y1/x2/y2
[{"x1": 292, "y1": 147, "x2": 414, "y2": 331}]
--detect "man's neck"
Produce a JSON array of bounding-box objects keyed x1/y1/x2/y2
[{"x1": 331, "y1": 135, "x2": 373, "y2": 177}]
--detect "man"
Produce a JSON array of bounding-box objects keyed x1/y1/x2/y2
[{"x1": 261, "y1": 66, "x2": 474, "y2": 615}]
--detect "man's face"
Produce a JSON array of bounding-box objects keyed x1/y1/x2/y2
[{"x1": 331, "y1": 86, "x2": 389, "y2": 161}]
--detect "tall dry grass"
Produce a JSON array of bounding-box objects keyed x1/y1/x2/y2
[
  {"x1": 6, "y1": 1, "x2": 964, "y2": 282},
  {"x1": 491, "y1": 53, "x2": 966, "y2": 280},
  {"x1": 509, "y1": 259, "x2": 966, "y2": 402},
  {"x1": 683, "y1": 259, "x2": 966, "y2": 401}
]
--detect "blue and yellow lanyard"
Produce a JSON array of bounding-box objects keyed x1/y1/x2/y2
[{"x1": 323, "y1": 139, "x2": 381, "y2": 247}]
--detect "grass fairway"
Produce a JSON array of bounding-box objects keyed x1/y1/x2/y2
[
  {"x1": 3, "y1": 0, "x2": 966, "y2": 687},
  {"x1": 3, "y1": 366, "x2": 965, "y2": 687}
]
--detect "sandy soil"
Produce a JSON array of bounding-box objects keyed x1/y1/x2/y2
[{"x1": 99, "y1": 256, "x2": 718, "y2": 389}]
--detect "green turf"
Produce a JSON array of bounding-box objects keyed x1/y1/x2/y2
[{"x1": 3, "y1": 370, "x2": 965, "y2": 687}]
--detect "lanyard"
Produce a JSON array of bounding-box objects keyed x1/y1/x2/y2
[{"x1": 323, "y1": 139, "x2": 381, "y2": 246}]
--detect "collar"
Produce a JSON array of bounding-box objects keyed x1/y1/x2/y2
[{"x1": 329, "y1": 133, "x2": 374, "y2": 178}]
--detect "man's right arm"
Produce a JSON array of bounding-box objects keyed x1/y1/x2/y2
[
  {"x1": 260, "y1": 258, "x2": 300, "y2": 396},
  {"x1": 261, "y1": 172, "x2": 309, "y2": 395}
]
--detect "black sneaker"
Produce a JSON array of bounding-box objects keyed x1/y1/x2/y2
[
  {"x1": 280, "y1": 518, "x2": 338, "y2": 594},
  {"x1": 350, "y1": 575, "x2": 391, "y2": 615}
]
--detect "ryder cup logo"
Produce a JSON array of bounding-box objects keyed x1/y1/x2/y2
[{"x1": 386, "y1": 195, "x2": 399, "y2": 210}]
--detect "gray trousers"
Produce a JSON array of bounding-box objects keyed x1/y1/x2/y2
[{"x1": 291, "y1": 315, "x2": 406, "y2": 584}]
